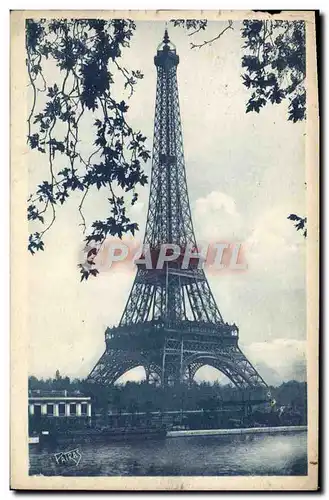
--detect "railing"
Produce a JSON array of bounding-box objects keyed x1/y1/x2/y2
[{"x1": 105, "y1": 321, "x2": 239, "y2": 341}]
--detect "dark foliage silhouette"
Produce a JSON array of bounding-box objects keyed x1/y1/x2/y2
[
  {"x1": 287, "y1": 214, "x2": 307, "y2": 238},
  {"x1": 241, "y1": 20, "x2": 306, "y2": 122},
  {"x1": 171, "y1": 19, "x2": 306, "y2": 122},
  {"x1": 26, "y1": 19, "x2": 150, "y2": 279}
]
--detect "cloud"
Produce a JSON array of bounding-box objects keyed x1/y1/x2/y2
[
  {"x1": 194, "y1": 190, "x2": 244, "y2": 241},
  {"x1": 245, "y1": 205, "x2": 306, "y2": 288},
  {"x1": 196, "y1": 191, "x2": 238, "y2": 217},
  {"x1": 242, "y1": 338, "x2": 306, "y2": 386}
]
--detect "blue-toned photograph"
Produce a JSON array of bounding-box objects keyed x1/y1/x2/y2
[{"x1": 20, "y1": 13, "x2": 314, "y2": 484}]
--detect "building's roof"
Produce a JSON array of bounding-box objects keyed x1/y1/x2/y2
[{"x1": 28, "y1": 389, "x2": 91, "y2": 400}]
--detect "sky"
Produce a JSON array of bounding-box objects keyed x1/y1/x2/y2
[{"x1": 27, "y1": 20, "x2": 306, "y2": 386}]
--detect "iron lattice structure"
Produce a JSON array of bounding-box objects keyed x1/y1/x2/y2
[{"x1": 88, "y1": 31, "x2": 267, "y2": 390}]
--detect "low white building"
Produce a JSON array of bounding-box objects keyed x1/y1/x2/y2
[{"x1": 28, "y1": 390, "x2": 92, "y2": 418}]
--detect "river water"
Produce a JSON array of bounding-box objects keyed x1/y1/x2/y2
[{"x1": 29, "y1": 430, "x2": 307, "y2": 476}]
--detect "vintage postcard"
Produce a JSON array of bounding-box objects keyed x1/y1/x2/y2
[{"x1": 11, "y1": 9, "x2": 319, "y2": 490}]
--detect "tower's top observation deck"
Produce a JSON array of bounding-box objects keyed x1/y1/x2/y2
[{"x1": 154, "y1": 29, "x2": 179, "y2": 69}]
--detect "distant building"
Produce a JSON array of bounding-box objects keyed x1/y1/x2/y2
[{"x1": 28, "y1": 390, "x2": 92, "y2": 418}]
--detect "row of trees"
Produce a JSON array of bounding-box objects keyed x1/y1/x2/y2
[{"x1": 28, "y1": 373, "x2": 307, "y2": 417}]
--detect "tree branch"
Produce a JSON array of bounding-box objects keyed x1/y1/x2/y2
[{"x1": 190, "y1": 21, "x2": 233, "y2": 49}]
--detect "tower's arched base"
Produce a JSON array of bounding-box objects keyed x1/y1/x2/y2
[
  {"x1": 88, "y1": 326, "x2": 268, "y2": 393},
  {"x1": 88, "y1": 350, "x2": 162, "y2": 386}
]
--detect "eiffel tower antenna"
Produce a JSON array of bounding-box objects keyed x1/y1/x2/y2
[{"x1": 88, "y1": 33, "x2": 267, "y2": 389}]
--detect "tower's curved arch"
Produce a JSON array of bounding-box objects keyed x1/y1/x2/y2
[
  {"x1": 183, "y1": 353, "x2": 263, "y2": 389},
  {"x1": 88, "y1": 350, "x2": 162, "y2": 386},
  {"x1": 192, "y1": 364, "x2": 234, "y2": 385},
  {"x1": 115, "y1": 365, "x2": 146, "y2": 384}
]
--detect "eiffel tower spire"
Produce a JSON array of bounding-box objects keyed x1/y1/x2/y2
[
  {"x1": 88, "y1": 32, "x2": 268, "y2": 389},
  {"x1": 145, "y1": 28, "x2": 196, "y2": 248}
]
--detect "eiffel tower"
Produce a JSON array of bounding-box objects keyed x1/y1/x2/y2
[{"x1": 88, "y1": 30, "x2": 267, "y2": 389}]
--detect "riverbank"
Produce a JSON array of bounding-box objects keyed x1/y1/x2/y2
[
  {"x1": 167, "y1": 425, "x2": 307, "y2": 437},
  {"x1": 29, "y1": 425, "x2": 307, "y2": 444}
]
